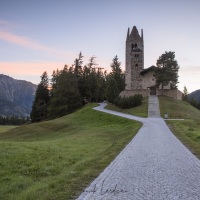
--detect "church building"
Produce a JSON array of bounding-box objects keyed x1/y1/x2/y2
[{"x1": 120, "y1": 26, "x2": 182, "y2": 100}]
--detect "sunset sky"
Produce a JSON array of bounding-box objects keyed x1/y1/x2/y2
[{"x1": 0, "y1": 0, "x2": 200, "y2": 93}]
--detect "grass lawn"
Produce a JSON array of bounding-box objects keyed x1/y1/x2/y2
[
  {"x1": 0, "y1": 104, "x2": 141, "y2": 200},
  {"x1": 0, "y1": 126, "x2": 17, "y2": 134},
  {"x1": 105, "y1": 97, "x2": 148, "y2": 117},
  {"x1": 159, "y1": 96, "x2": 200, "y2": 159}
]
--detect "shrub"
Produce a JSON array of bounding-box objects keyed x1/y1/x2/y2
[{"x1": 114, "y1": 94, "x2": 143, "y2": 109}]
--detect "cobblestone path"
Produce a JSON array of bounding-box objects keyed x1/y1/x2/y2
[
  {"x1": 77, "y1": 103, "x2": 200, "y2": 200},
  {"x1": 148, "y1": 95, "x2": 160, "y2": 118}
]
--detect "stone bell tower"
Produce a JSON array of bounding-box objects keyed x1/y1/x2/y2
[{"x1": 125, "y1": 26, "x2": 144, "y2": 90}]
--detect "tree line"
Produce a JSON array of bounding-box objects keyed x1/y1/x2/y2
[
  {"x1": 30, "y1": 53, "x2": 125, "y2": 122},
  {"x1": 30, "y1": 51, "x2": 180, "y2": 123},
  {"x1": 0, "y1": 116, "x2": 30, "y2": 125}
]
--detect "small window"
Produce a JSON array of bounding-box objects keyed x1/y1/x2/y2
[
  {"x1": 131, "y1": 43, "x2": 134, "y2": 50},
  {"x1": 135, "y1": 64, "x2": 138, "y2": 69},
  {"x1": 135, "y1": 54, "x2": 139, "y2": 61},
  {"x1": 135, "y1": 43, "x2": 137, "y2": 48}
]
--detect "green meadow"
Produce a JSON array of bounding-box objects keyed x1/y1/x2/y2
[
  {"x1": 0, "y1": 104, "x2": 141, "y2": 200},
  {"x1": 1, "y1": 97, "x2": 200, "y2": 199}
]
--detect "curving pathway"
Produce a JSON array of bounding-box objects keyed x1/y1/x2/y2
[{"x1": 77, "y1": 100, "x2": 200, "y2": 200}]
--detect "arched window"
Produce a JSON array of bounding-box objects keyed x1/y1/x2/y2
[
  {"x1": 135, "y1": 64, "x2": 138, "y2": 69},
  {"x1": 135, "y1": 43, "x2": 137, "y2": 48},
  {"x1": 131, "y1": 43, "x2": 134, "y2": 50}
]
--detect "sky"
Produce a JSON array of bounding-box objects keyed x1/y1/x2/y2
[{"x1": 0, "y1": 0, "x2": 200, "y2": 93}]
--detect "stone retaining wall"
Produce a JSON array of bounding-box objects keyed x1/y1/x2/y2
[{"x1": 120, "y1": 89, "x2": 183, "y2": 100}]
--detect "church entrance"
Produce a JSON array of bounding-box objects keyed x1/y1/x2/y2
[{"x1": 150, "y1": 87, "x2": 156, "y2": 95}]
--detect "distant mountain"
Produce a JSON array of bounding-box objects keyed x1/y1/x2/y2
[
  {"x1": 0, "y1": 74, "x2": 37, "y2": 117},
  {"x1": 188, "y1": 89, "x2": 200, "y2": 102}
]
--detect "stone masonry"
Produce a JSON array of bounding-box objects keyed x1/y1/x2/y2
[{"x1": 125, "y1": 26, "x2": 144, "y2": 90}]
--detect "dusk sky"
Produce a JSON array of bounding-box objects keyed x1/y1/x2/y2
[{"x1": 0, "y1": 0, "x2": 200, "y2": 93}]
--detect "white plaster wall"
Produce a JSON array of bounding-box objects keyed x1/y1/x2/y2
[{"x1": 142, "y1": 71, "x2": 171, "y2": 89}]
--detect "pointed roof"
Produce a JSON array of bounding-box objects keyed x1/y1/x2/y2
[
  {"x1": 126, "y1": 27, "x2": 130, "y2": 41},
  {"x1": 130, "y1": 26, "x2": 140, "y2": 37}
]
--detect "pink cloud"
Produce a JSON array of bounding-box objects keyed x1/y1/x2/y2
[
  {"x1": 0, "y1": 31, "x2": 54, "y2": 51},
  {"x1": 0, "y1": 28, "x2": 77, "y2": 60}
]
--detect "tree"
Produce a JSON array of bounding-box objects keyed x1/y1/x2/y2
[
  {"x1": 74, "y1": 52, "x2": 83, "y2": 78},
  {"x1": 78, "y1": 56, "x2": 106, "y2": 102},
  {"x1": 110, "y1": 55, "x2": 125, "y2": 93},
  {"x1": 154, "y1": 51, "x2": 179, "y2": 91},
  {"x1": 182, "y1": 86, "x2": 188, "y2": 101},
  {"x1": 30, "y1": 71, "x2": 50, "y2": 122},
  {"x1": 48, "y1": 66, "x2": 82, "y2": 119},
  {"x1": 105, "y1": 77, "x2": 119, "y2": 103}
]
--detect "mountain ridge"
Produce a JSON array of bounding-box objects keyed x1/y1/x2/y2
[
  {"x1": 188, "y1": 89, "x2": 200, "y2": 102},
  {"x1": 0, "y1": 74, "x2": 37, "y2": 117}
]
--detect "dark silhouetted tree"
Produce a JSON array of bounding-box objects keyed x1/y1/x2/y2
[
  {"x1": 48, "y1": 66, "x2": 82, "y2": 119},
  {"x1": 74, "y1": 52, "x2": 83, "y2": 78},
  {"x1": 105, "y1": 77, "x2": 119, "y2": 103},
  {"x1": 182, "y1": 86, "x2": 188, "y2": 101},
  {"x1": 30, "y1": 71, "x2": 50, "y2": 122},
  {"x1": 110, "y1": 55, "x2": 125, "y2": 93}
]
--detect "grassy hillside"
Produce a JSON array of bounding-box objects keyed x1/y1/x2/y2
[
  {"x1": 105, "y1": 97, "x2": 148, "y2": 117},
  {"x1": 0, "y1": 126, "x2": 17, "y2": 134},
  {"x1": 0, "y1": 104, "x2": 141, "y2": 200},
  {"x1": 159, "y1": 96, "x2": 200, "y2": 159}
]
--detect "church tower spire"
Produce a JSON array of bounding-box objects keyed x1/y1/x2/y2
[
  {"x1": 125, "y1": 25, "x2": 144, "y2": 90},
  {"x1": 141, "y1": 29, "x2": 143, "y2": 39},
  {"x1": 126, "y1": 27, "x2": 130, "y2": 41}
]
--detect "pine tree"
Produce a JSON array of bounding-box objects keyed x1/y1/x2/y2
[
  {"x1": 105, "y1": 77, "x2": 119, "y2": 103},
  {"x1": 78, "y1": 56, "x2": 106, "y2": 102},
  {"x1": 48, "y1": 66, "x2": 82, "y2": 119},
  {"x1": 110, "y1": 55, "x2": 125, "y2": 93},
  {"x1": 74, "y1": 52, "x2": 83, "y2": 78},
  {"x1": 154, "y1": 51, "x2": 179, "y2": 91},
  {"x1": 30, "y1": 71, "x2": 50, "y2": 122},
  {"x1": 183, "y1": 86, "x2": 188, "y2": 101}
]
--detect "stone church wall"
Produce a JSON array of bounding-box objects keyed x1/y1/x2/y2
[
  {"x1": 120, "y1": 89, "x2": 183, "y2": 100},
  {"x1": 156, "y1": 89, "x2": 183, "y2": 100}
]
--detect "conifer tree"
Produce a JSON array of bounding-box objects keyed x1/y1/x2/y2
[
  {"x1": 30, "y1": 71, "x2": 50, "y2": 122},
  {"x1": 110, "y1": 55, "x2": 125, "y2": 93},
  {"x1": 105, "y1": 77, "x2": 119, "y2": 103},
  {"x1": 74, "y1": 52, "x2": 83, "y2": 77},
  {"x1": 183, "y1": 86, "x2": 188, "y2": 101},
  {"x1": 48, "y1": 66, "x2": 82, "y2": 118},
  {"x1": 78, "y1": 56, "x2": 106, "y2": 102}
]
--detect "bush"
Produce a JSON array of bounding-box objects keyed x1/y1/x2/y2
[{"x1": 114, "y1": 94, "x2": 143, "y2": 109}]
